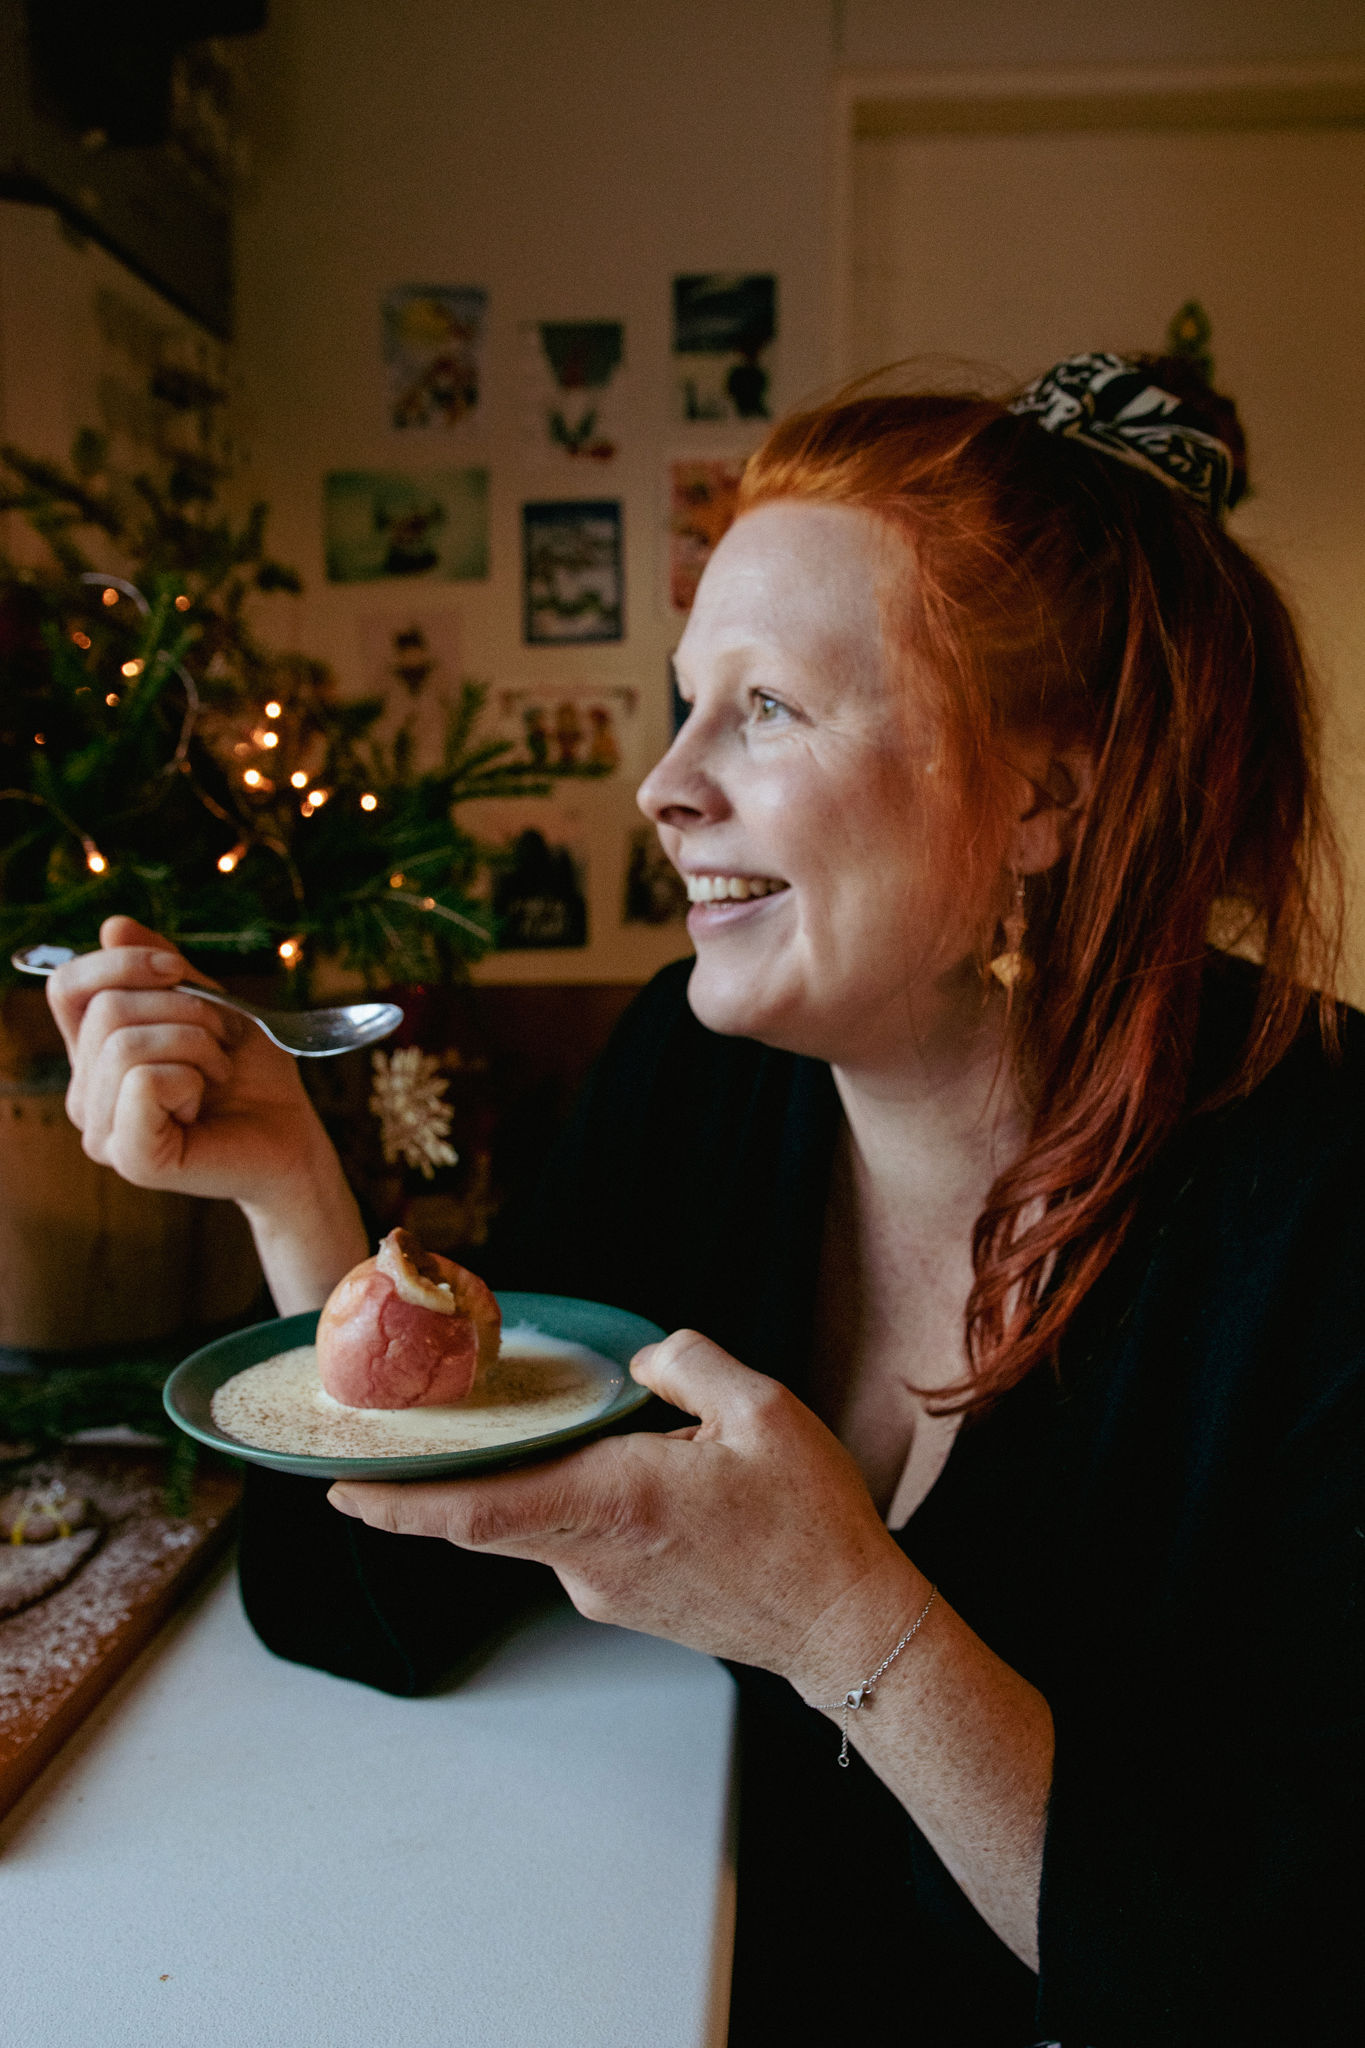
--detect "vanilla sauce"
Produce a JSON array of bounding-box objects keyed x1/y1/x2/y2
[{"x1": 211, "y1": 1324, "x2": 622, "y2": 1460}]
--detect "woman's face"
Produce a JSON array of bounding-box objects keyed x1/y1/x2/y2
[{"x1": 638, "y1": 500, "x2": 975, "y2": 1066}]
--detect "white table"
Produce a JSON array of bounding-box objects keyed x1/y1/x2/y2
[{"x1": 1, "y1": 1562, "x2": 736, "y2": 2048}]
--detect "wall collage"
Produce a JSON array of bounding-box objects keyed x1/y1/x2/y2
[{"x1": 320, "y1": 274, "x2": 778, "y2": 959}]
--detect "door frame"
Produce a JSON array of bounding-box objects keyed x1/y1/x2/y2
[{"x1": 827, "y1": 56, "x2": 1365, "y2": 380}]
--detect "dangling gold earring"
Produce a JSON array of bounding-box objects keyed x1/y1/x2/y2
[{"x1": 989, "y1": 873, "x2": 1030, "y2": 989}]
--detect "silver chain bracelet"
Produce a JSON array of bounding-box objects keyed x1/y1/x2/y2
[{"x1": 807, "y1": 1585, "x2": 939, "y2": 1767}]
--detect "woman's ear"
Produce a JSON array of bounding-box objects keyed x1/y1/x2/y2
[{"x1": 1007, "y1": 743, "x2": 1095, "y2": 876}]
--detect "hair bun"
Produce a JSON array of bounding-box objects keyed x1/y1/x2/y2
[{"x1": 1132, "y1": 353, "x2": 1249, "y2": 508}]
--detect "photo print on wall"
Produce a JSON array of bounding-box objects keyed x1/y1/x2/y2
[
  {"x1": 520, "y1": 321, "x2": 625, "y2": 465},
  {"x1": 359, "y1": 611, "x2": 464, "y2": 698},
  {"x1": 325, "y1": 470, "x2": 489, "y2": 582},
  {"x1": 469, "y1": 800, "x2": 589, "y2": 950},
  {"x1": 669, "y1": 457, "x2": 745, "y2": 610},
  {"x1": 522, "y1": 500, "x2": 623, "y2": 643},
  {"x1": 622, "y1": 825, "x2": 688, "y2": 926},
  {"x1": 672, "y1": 274, "x2": 776, "y2": 424},
  {"x1": 358, "y1": 610, "x2": 464, "y2": 766},
  {"x1": 492, "y1": 683, "x2": 638, "y2": 777},
  {"x1": 382, "y1": 286, "x2": 488, "y2": 430}
]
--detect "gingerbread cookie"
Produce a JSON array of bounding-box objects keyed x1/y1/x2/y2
[
  {"x1": 0, "y1": 1482, "x2": 93, "y2": 1545},
  {"x1": 0, "y1": 1525, "x2": 103, "y2": 1620}
]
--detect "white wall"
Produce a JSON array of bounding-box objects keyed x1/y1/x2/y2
[
  {"x1": 0, "y1": 202, "x2": 223, "y2": 560},
  {"x1": 234, "y1": 0, "x2": 836, "y2": 984},
  {"x1": 7, "y1": 2, "x2": 1364, "y2": 987},
  {"x1": 847, "y1": 118, "x2": 1365, "y2": 992}
]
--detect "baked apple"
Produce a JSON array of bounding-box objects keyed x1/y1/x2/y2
[{"x1": 315, "y1": 1228, "x2": 501, "y2": 1409}]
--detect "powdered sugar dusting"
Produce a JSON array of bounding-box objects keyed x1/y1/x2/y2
[
  {"x1": 0, "y1": 1525, "x2": 102, "y2": 1620},
  {"x1": 0, "y1": 1454, "x2": 232, "y2": 1741}
]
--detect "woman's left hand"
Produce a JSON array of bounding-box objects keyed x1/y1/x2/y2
[{"x1": 328, "y1": 1329, "x2": 924, "y2": 1690}]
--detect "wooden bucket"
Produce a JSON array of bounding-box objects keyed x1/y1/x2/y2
[
  {"x1": 0, "y1": 1088, "x2": 261, "y2": 1350},
  {"x1": 0, "y1": 996, "x2": 260, "y2": 1350}
]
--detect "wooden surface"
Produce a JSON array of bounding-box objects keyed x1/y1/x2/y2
[
  {"x1": 0, "y1": 1446, "x2": 240, "y2": 1822},
  {"x1": 0, "y1": 1095, "x2": 263, "y2": 1349}
]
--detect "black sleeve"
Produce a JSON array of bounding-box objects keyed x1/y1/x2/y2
[
  {"x1": 237, "y1": 1465, "x2": 559, "y2": 1695},
  {"x1": 237, "y1": 960, "x2": 699, "y2": 1695},
  {"x1": 1034, "y1": 1086, "x2": 1365, "y2": 2046}
]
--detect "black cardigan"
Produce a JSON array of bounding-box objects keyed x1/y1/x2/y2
[{"x1": 240, "y1": 956, "x2": 1365, "y2": 2046}]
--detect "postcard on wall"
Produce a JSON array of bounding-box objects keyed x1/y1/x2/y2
[
  {"x1": 672, "y1": 274, "x2": 777, "y2": 425},
  {"x1": 382, "y1": 286, "x2": 488, "y2": 430},
  {"x1": 467, "y1": 798, "x2": 589, "y2": 950},
  {"x1": 491, "y1": 681, "x2": 639, "y2": 778},
  {"x1": 669, "y1": 457, "x2": 746, "y2": 611},
  {"x1": 522, "y1": 500, "x2": 623, "y2": 643},
  {"x1": 622, "y1": 825, "x2": 688, "y2": 926},
  {"x1": 359, "y1": 610, "x2": 464, "y2": 698},
  {"x1": 519, "y1": 321, "x2": 626, "y2": 466},
  {"x1": 325, "y1": 469, "x2": 489, "y2": 582},
  {"x1": 357, "y1": 611, "x2": 464, "y2": 767}
]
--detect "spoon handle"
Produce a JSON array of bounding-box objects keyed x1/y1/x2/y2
[
  {"x1": 169, "y1": 980, "x2": 266, "y2": 1027},
  {"x1": 11, "y1": 944, "x2": 263, "y2": 1021},
  {"x1": 11, "y1": 944, "x2": 402, "y2": 1059}
]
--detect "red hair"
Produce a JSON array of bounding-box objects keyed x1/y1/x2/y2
[{"x1": 738, "y1": 374, "x2": 1344, "y2": 1409}]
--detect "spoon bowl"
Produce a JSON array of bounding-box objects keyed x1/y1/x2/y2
[{"x1": 11, "y1": 944, "x2": 403, "y2": 1059}]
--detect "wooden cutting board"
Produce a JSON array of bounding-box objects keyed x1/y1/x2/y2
[{"x1": 0, "y1": 1446, "x2": 241, "y2": 1823}]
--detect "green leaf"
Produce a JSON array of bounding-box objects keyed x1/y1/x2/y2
[
  {"x1": 71, "y1": 427, "x2": 109, "y2": 480},
  {"x1": 1, "y1": 419, "x2": 569, "y2": 988}
]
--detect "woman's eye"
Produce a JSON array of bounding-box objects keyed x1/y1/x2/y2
[{"x1": 751, "y1": 691, "x2": 788, "y2": 723}]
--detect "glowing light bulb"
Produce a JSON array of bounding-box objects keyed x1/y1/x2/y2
[
  {"x1": 217, "y1": 844, "x2": 245, "y2": 874},
  {"x1": 71, "y1": 630, "x2": 91, "y2": 650},
  {"x1": 102, "y1": 587, "x2": 118, "y2": 607},
  {"x1": 243, "y1": 768, "x2": 263, "y2": 788},
  {"x1": 33, "y1": 733, "x2": 45, "y2": 745},
  {"x1": 261, "y1": 730, "x2": 279, "y2": 749},
  {"x1": 106, "y1": 693, "x2": 119, "y2": 707},
  {"x1": 278, "y1": 938, "x2": 300, "y2": 964},
  {"x1": 121, "y1": 658, "x2": 144, "y2": 678},
  {"x1": 264, "y1": 701, "x2": 282, "y2": 719},
  {"x1": 421, "y1": 896, "x2": 436, "y2": 910},
  {"x1": 389, "y1": 872, "x2": 404, "y2": 888},
  {"x1": 175, "y1": 594, "x2": 191, "y2": 611},
  {"x1": 360, "y1": 792, "x2": 377, "y2": 811},
  {"x1": 289, "y1": 770, "x2": 308, "y2": 789},
  {"x1": 306, "y1": 788, "x2": 327, "y2": 807}
]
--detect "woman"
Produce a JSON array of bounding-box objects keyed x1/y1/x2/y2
[{"x1": 49, "y1": 355, "x2": 1363, "y2": 2045}]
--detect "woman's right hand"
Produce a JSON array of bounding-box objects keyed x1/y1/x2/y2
[
  {"x1": 48, "y1": 915, "x2": 369, "y2": 1310},
  {"x1": 48, "y1": 914, "x2": 318, "y2": 1204}
]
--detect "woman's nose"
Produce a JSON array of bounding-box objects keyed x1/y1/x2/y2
[{"x1": 636, "y1": 720, "x2": 730, "y2": 828}]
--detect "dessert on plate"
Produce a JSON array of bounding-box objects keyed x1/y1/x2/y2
[
  {"x1": 208, "y1": 1231, "x2": 622, "y2": 1462},
  {"x1": 315, "y1": 1228, "x2": 501, "y2": 1409}
]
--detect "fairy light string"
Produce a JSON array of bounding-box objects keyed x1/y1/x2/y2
[{"x1": 7, "y1": 566, "x2": 538, "y2": 978}]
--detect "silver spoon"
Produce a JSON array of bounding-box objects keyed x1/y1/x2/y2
[{"x1": 10, "y1": 944, "x2": 403, "y2": 1059}]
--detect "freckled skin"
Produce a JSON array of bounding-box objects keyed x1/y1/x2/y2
[{"x1": 315, "y1": 1249, "x2": 500, "y2": 1408}]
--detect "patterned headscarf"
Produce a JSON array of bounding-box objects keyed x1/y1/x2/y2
[{"x1": 1007, "y1": 351, "x2": 1235, "y2": 520}]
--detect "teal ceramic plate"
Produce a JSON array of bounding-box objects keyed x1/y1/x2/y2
[{"x1": 164, "y1": 1292, "x2": 662, "y2": 1481}]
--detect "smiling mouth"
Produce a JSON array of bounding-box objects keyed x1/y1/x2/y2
[{"x1": 685, "y1": 874, "x2": 789, "y2": 903}]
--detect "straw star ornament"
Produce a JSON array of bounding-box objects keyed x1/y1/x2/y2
[{"x1": 369, "y1": 1046, "x2": 459, "y2": 1178}]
